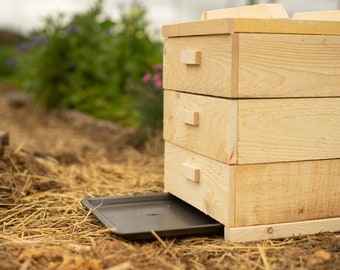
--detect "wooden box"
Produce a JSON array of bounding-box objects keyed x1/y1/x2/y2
[{"x1": 162, "y1": 5, "x2": 340, "y2": 242}]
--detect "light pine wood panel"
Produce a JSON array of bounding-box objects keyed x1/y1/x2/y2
[
  {"x1": 164, "y1": 142, "x2": 234, "y2": 226},
  {"x1": 163, "y1": 90, "x2": 238, "y2": 164},
  {"x1": 164, "y1": 33, "x2": 340, "y2": 98},
  {"x1": 163, "y1": 35, "x2": 234, "y2": 97},
  {"x1": 164, "y1": 143, "x2": 340, "y2": 230},
  {"x1": 231, "y1": 18, "x2": 340, "y2": 36},
  {"x1": 162, "y1": 18, "x2": 340, "y2": 38},
  {"x1": 293, "y1": 10, "x2": 340, "y2": 21},
  {"x1": 165, "y1": 91, "x2": 339, "y2": 164},
  {"x1": 201, "y1": 3, "x2": 288, "y2": 20},
  {"x1": 237, "y1": 98, "x2": 340, "y2": 164},
  {"x1": 225, "y1": 217, "x2": 340, "y2": 242},
  {"x1": 238, "y1": 34, "x2": 340, "y2": 97},
  {"x1": 234, "y1": 159, "x2": 340, "y2": 227},
  {"x1": 162, "y1": 19, "x2": 233, "y2": 37}
]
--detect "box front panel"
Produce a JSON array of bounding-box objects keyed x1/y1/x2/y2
[
  {"x1": 164, "y1": 142, "x2": 234, "y2": 226},
  {"x1": 163, "y1": 90, "x2": 238, "y2": 165},
  {"x1": 163, "y1": 35, "x2": 234, "y2": 97}
]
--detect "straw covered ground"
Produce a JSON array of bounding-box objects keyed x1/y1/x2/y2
[{"x1": 0, "y1": 85, "x2": 339, "y2": 270}]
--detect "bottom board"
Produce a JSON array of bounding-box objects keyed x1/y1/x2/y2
[
  {"x1": 81, "y1": 192, "x2": 224, "y2": 240},
  {"x1": 225, "y1": 217, "x2": 340, "y2": 242}
]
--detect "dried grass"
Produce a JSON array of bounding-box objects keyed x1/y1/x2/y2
[{"x1": 1, "y1": 145, "x2": 339, "y2": 270}]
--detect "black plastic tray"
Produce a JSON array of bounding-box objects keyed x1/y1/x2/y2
[{"x1": 81, "y1": 192, "x2": 223, "y2": 240}]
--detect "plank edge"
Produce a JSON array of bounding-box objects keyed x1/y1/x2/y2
[{"x1": 224, "y1": 217, "x2": 340, "y2": 242}]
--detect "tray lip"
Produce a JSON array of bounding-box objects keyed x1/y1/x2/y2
[
  {"x1": 81, "y1": 192, "x2": 223, "y2": 240},
  {"x1": 82, "y1": 192, "x2": 175, "y2": 207}
]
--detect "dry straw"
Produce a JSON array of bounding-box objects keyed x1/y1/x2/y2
[{"x1": 0, "y1": 146, "x2": 339, "y2": 270}]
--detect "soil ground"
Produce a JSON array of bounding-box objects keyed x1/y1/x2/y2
[{"x1": 0, "y1": 84, "x2": 339, "y2": 270}]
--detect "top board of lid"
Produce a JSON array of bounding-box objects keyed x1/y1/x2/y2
[
  {"x1": 162, "y1": 4, "x2": 340, "y2": 37},
  {"x1": 200, "y1": 3, "x2": 289, "y2": 20},
  {"x1": 292, "y1": 10, "x2": 340, "y2": 21}
]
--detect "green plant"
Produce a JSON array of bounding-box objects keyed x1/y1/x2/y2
[
  {"x1": 247, "y1": 0, "x2": 258, "y2": 4},
  {"x1": 0, "y1": 29, "x2": 25, "y2": 79},
  {"x1": 0, "y1": 46, "x2": 18, "y2": 77},
  {"x1": 130, "y1": 63, "x2": 163, "y2": 139},
  {"x1": 17, "y1": 0, "x2": 162, "y2": 126}
]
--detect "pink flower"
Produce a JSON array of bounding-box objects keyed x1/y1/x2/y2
[
  {"x1": 152, "y1": 64, "x2": 162, "y2": 72},
  {"x1": 142, "y1": 73, "x2": 152, "y2": 83},
  {"x1": 153, "y1": 73, "x2": 162, "y2": 88}
]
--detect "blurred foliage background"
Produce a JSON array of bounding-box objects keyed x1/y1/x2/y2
[{"x1": 0, "y1": 0, "x2": 163, "y2": 141}]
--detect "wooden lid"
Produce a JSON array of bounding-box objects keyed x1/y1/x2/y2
[
  {"x1": 162, "y1": 5, "x2": 340, "y2": 37},
  {"x1": 162, "y1": 18, "x2": 340, "y2": 37}
]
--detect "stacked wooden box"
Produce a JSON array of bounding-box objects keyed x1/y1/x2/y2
[{"x1": 162, "y1": 4, "x2": 340, "y2": 242}]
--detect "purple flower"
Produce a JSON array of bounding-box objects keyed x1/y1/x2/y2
[
  {"x1": 106, "y1": 27, "x2": 115, "y2": 36},
  {"x1": 32, "y1": 36, "x2": 48, "y2": 46},
  {"x1": 15, "y1": 36, "x2": 48, "y2": 53},
  {"x1": 16, "y1": 42, "x2": 32, "y2": 53},
  {"x1": 142, "y1": 73, "x2": 152, "y2": 83},
  {"x1": 5, "y1": 57, "x2": 18, "y2": 68},
  {"x1": 64, "y1": 25, "x2": 80, "y2": 36}
]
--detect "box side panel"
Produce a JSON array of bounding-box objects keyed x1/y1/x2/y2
[
  {"x1": 238, "y1": 33, "x2": 340, "y2": 97},
  {"x1": 163, "y1": 35, "x2": 234, "y2": 97},
  {"x1": 234, "y1": 159, "x2": 340, "y2": 227},
  {"x1": 164, "y1": 142, "x2": 234, "y2": 226},
  {"x1": 163, "y1": 90, "x2": 238, "y2": 164},
  {"x1": 237, "y1": 98, "x2": 340, "y2": 164}
]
